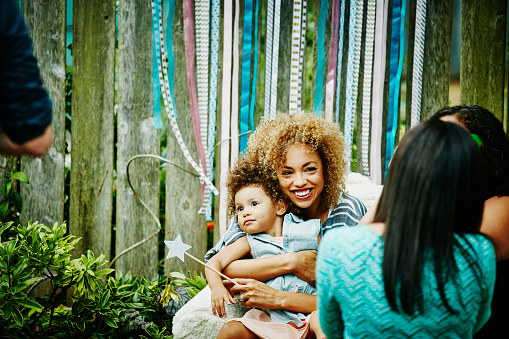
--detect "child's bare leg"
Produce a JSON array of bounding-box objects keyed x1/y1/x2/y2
[
  {"x1": 217, "y1": 320, "x2": 258, "y2": 339},
  {"x1": 309, "y1": 311, "x2": 327, "y2": 339}
]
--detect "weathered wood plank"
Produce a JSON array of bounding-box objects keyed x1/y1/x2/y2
[
  {"x1": 70, "y1": 0, "x2": 115, "y2": 258},
  {"x1": 420, "y1": 0, "x2": 453, "y2": 120},
  {"x1": 460, "y1": 0, "x2": 506, "y2": 120},
  {"x1": 20, "y1": 0, "x2": 66, "y2": 227},
  {"x1": 165, "y1": 0, "x2": 206, "y2": 274},
  {"x1": 116, "y1": 0, "x2": 160, "y2": 277}
]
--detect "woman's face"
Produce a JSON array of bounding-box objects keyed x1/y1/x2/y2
[{"x1": 277, "y1": 143, "x2": 325, "y2": 215}]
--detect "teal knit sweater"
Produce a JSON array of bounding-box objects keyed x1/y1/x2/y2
[{"x1": 317, "y1": 225, "x2": 496, "y2": 338}]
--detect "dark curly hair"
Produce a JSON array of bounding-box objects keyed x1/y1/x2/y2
[
  {"x1": 226, "y1": 154, "x2": 288, "y2": 217},
  {"x1": 244, "y1": 113, "x2": 347, "y2": 213},
  {"x1": 431, "y1": 105, "x2": 509, "y2": 199}
]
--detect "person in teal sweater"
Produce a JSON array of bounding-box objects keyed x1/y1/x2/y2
[{"x1": 316, "y1": 120, "x2": 496, "y2": 338}]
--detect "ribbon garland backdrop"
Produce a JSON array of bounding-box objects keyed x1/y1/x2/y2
[{"x1": 145, "y1": 0, "x2": 429, "y2": 235}]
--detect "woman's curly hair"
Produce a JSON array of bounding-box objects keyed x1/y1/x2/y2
[
  {"x1": 244, "y1": 113, "x2": 347, "y2": 213},
  {"x1": 226, "y1": 154, "x2": 288, "y2": 217},
  {"x1": 431, "y1": 105, "x2": 509, "y2": 199}
]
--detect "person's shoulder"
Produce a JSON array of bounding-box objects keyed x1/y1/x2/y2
[
  {"x1": 457, "y1": 233, "x2": 496, "y2": 263},
  {"x1": 334, "y1": 193, "x2": 367, "y2": 214}
]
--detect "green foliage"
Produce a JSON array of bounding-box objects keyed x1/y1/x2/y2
[
  {"x1": 0, "y1": 170, "x2": 29, "y2": 225},
  {"x1": 0, "y1": 221, "x2": 204, "y2": 338}
]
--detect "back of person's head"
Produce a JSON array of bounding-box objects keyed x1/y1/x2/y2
[
  {"x1": 375, "y1": 120, "x2": 484, "y2": 315},
  {"x1": 245, "y1": 112, "x2": 347, "y2": 211},
  {"x1": 431, "y1": 105, "x2": 509, "y2": 198},
  {"x1": 226, "y1": 154, "x2": 287, "y2": 217}
]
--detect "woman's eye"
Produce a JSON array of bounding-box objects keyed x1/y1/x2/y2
[
  {"x1": 280, "y1": 170, "x2": 292, "y2": 176},
  {"x1": 305, "y1": 167, "x2": 317, "y2": 172}
]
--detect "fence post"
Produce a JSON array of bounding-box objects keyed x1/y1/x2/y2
[
  {"x1": 420, "y1": 0, "x2": 453, "y2": 121},
  {"x1": 20, "y1": 0, "x2": 66, "y2": 228},
  {"x1": 116, "y1": 0, "x2": 160, "y2": 277},
  {"x1": 460, "y1": 0, "x2": 507, "y2": 120},
  {"x1": 165, "y1": 0, "x2": 207, "y2": 274},
  {"x1": 70, "y1": 0, "x2": 115, "y2": 258}
]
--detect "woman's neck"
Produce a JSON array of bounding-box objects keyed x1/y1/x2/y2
[{"x1": 302, "y1": 206, "x2": 329, "y2": 223}]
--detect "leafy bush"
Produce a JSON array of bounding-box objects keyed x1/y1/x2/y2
[{"x1": 0, "y1": 221, "x2": 204, "y2": 338}]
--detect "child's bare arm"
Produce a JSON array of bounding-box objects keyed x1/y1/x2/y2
[{"x1": 205, "y1": 237, "x2": 251, "y2": 317}]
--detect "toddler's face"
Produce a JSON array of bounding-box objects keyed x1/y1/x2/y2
[{"x1": 235, "y1": 185, "x2": 283, "y2": 237}]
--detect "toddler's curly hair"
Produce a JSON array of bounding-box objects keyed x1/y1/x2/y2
[
  {"x1": 226, "y1": 154, "x2": 288, "y2": 217},
  {"x1": 245, "y1": 113, "x2": 347, "y2": 212}
]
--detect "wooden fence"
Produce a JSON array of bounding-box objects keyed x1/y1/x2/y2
[{"x1": 1, "y1": 0, "x2": 507, "y2": 278}]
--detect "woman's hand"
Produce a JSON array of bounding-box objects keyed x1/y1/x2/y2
[
  {"x1": 224, "y1": 278, "x2": 318, "y2": 314},
  {"x1": 290, "y1": 250, "x2": 317, "y2": 286},
  {"x1": 224, "y1": 278, "x2": 283, "y2": 310}
]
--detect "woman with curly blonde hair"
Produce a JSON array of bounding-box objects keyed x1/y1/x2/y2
[{"x1": 204, "y1": 113, "x2": 366, "y2": 338}]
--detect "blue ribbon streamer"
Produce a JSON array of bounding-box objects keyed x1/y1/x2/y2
[
  {"x1": 152, "y1": 1, "x2": 162, "y2": 129},
  {"x1": 240, "y1": 0, "x2": 254, "y2": 152},
  {"x1": 314, "y1": 0, "x2": 328, "y2": 116},
  {"x1": 166, "y1": 0, "x2": 177, "y2": 117},
  {"x1": 334, "y1": 0, "x2": 346, "y2": 123},
  {"x1": 249, "y1": 0, "x2": 259, "y2": 137},
  {"x1": 385, "y1": 0, "x2": 406, "y2": 176}
]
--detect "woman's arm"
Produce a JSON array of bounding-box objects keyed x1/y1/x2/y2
[
  {"x1": 480, "y1": 196, "x2": 509, "y2": 261},
  {"x1": 222, "y1": 250, "x2": 318, "y2": 285},
  {"x1": 227, "y1": 278, "x2": 317, "y2": 314}
]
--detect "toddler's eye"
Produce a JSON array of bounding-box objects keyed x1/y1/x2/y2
[
  {"x1": 236, "y1": 206, "x2": 244, "y2": 212},
  {"x1": 252, "y1": 201, "x2": 259, "y2": 207}
]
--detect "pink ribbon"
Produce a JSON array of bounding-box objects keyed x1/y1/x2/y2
[
  {"x1": 325, "y1": 0, "x2": 340, "y2": 122},
  {"x1": 183, "y1": 0, "x2": 208, "y2": 197}
]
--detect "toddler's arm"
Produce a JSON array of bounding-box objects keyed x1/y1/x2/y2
[{"x1": 205, "y1": 237, "x2": 251, "y2": 317}]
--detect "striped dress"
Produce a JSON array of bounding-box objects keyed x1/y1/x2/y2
[{"x1": 204, "y1": 193, "x2": 367, "y2": 261}]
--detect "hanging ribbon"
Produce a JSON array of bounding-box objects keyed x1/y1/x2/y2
[
  {"x1": 344, "y1": 0, "x2": 364, "y2": 172},
  {"x1": 165, "y1": 0, "x2": 176, "y2": 117},
  {"x1": 240, "y1": 0, "x2": 254, "y2": 152},
  {"x1": 370, "y1": 0, "x2": 389, "y2": 184},
  {"x1": 249, "y1": 0, "x2": 259, "y2": 129},
  {"x1": 230, "y1": 0, "x2": 241, "y2": 166},
  {"x1": 314, "y1": 0, "x2": 328, "y2": 116},
  {"x1": 195, "y1": 0, "x2": 211, "y2": 214},
  {"x1": 206, "y1": 0, "x2": 220, "y2": 221},
  {"x1": 289, "y1": 0, "x2": 304, "y2": 114},
  {"x1": 360, "y1": 0, "x2": 376, "y2": 175},
  {"x1": 219, "y1": 0, "x2": 233, "y2": 235},
  {"x1": 183, "y1": 0, "x2": 208, "y2": 199},
  {"x1": 263, "y1": 0, "x2": 274, "y2": 121},
  {"x1": 324, "y1": 0, "x2": 340, "y2": 122},
  {"x1": 385, "y1": 0, "x2": 406, "y2": 176},
  {"x1": 334, "y1": 0, "x2": 346, "y2": 123},
  {"x1": 269, "y1": 0, "x2": 281, "y2": 117},
  {"x1": 297, "y1": 0, "x2": 308, "y2": 112},
  {"x1": 411, "y1": 0, "x2": 427, "y2": 128},
  {"x1": 151, "y1": 1, "x2": 162, "y2": 129},
  {"x1": 151, "y1": 0, "x2": 217, "y2": 195}
]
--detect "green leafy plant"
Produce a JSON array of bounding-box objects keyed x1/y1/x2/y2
[
  {"x1": 0, "y1": 221, "x2": 204, "y2": 338},
  {"x1": 0, "y1": 170, "x2": 29, "y2": 224}
]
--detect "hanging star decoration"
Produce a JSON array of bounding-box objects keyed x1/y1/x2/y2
[
  {"x1": 164, "y1": 234, "x2": 192, "y2": 262},
  {"x1": 164, "y1": 234, "x2": 239, "y2": 286}
]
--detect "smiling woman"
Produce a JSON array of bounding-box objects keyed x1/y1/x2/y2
[{"x1": 195, "y1": 113, "x2": 367, "y2": 338}]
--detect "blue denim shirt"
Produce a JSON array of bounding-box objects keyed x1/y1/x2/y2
[{"x1": 246, "y1": 213, "x2": 321, "y2": 326}]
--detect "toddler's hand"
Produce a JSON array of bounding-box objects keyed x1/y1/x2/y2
[{"x1": 210, "y1": 287, "x2": 236, "y2": 318}]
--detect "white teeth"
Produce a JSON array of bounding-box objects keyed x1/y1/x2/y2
[{"x1": 294, "y1": 189, "x2": 311, "y2": 197}]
